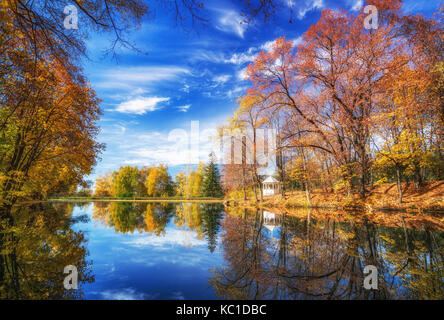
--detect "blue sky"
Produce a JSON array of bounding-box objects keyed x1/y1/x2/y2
[{"x1": 82, "y1": 0, "x2": 439, "y2": 181}]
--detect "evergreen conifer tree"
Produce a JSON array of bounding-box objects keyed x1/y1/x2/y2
[{"x1": 202, "y1": 152, "x2": 223, "y2": 197}]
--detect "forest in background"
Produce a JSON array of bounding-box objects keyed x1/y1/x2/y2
[{"x1": 91, "y1": 153, "x2": 223, "y2": 199}]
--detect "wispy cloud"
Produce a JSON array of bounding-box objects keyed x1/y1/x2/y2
[
  {"x1": 100, "y1": 288, "x2": 157, "y2": 300},
  {"x1": 176, "y1": 104, "x2": 191, "y2": 112},
  {"x1": 180, "y1": 84, "x2": 190, "y2": 93},
  {"x1": 237, "y1": 68, "x2": 248, "y2": 81},
  {"x1": 225, "y1": 48, "x2": 256, "y2": 64},
  {"x1": 100, "y1": 119, "x2": 223, "y2": 167},
  {"x1": 351, "y1": 0, "x2": 363, "y2": 12},
  {"x1": 260, "y1": 36, "x2": 303, "y2": 52},
  {"x1": 293, "y1": 0, "x2": 324, "y2": 19},
  {"x1": 115, "y1": 97, "x2": 170, "y2": 115},
  {"x1": 212, "y1": 74, "x2": 231, "y2": 86},
  {"x1": 123, "y1": 229, "x2": 207, "y2": 248},
  {"x1": 93, "y1": 66, "x2": 190, "y2": 91},
  {"x1": 107, "y1": 66, "x2": 190, "y2": 82},
  {"x1": 191, "y1": 49, "x2": 255, "y2": 65},
  {"x1": 215, "y1": 9, "x2": 247, "y2": 38}
]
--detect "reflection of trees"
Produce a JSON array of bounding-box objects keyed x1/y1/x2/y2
[
  {"x1": 210, "y1": 208, "x2": 443, "y2": 300},
  {"x1": 109, "y1": 202, "x2": 146, "y2": 233},
  {"x1": 93, "y1": 201, "x2": 226, "y2": 253},
  {"x1": 0, "y1": 203, "x2": 93, "y2": 299},
  {"x1": 209, "y1": 208, "x2": 275, "y2": 299},
  {"x1": 144, "y1": 203, "x2": 175, "y2": 236},
  {"x1": 174, "y1": 203, "x2": 224, "y2": 252},
  {"x1": 201, "y1": 204, "x2": 224, "y2": 253},
  {"x1": 379, "y1": 224, "x2": 444, "y2": 299},
  {"x1": 174, "y1": 203, "x2": 204, "y2": 238},
  {"x1": 92, "y1": 202, "x2": 174, "y2": 235}
]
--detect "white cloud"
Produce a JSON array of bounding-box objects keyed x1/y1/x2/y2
[
  {"x1": 115, "y1": 96, "x2": 170, "y2": 115},
  {"x1": 216, "y1": 9, "x2": 247, "y2": 38},
  {"x1": 237, "y1": 68, "x2": 248, "y2": 81},
  {"x1": 351, "y1": 0, "x2": 363, "y2": 12},
  {"x1": 124, "y1": 229, "x2": 207, "y2": 248},
  {"x1": 212, "y1": 74, "x2": 231, "y2": 86},
  {"x1": 180, "y1": 84, "x2": 190, "y2": 93},
  {"x1": 191, "y1": 49, "x2": 255, "y2": 66},
  {"x1": 225, "y1": 49, "x2": 256, "y2": 64},
  {"x1": 293, "y1": 36, "x2": 304, "y2": 47},
  {"x1": 176, "y1": 104, "x2": 191, "y2": 112},
  {"x1": 259, "y1": 36, "x2": 303, "y2": 53},
  {"x1": 108, "y1": 66, "x2": 190, "y2": 82},
  {"x1": 296, "y1": 0, "x2": 324, "y2": 19},
  {"x1": 227, "y1": 86, "x2": 247, "y2": 99},
  {"x1": 99, "y1": 117, "x2": 227, "y2": 168},
  {"x1": 94, "y1": 66, "x2": 190, "y2": 90},
  {"x1": 114, "y1": 124, "x2": 126, "y2": 133},
  {"x1": 100, "y1": 288, "x2": 156, "y2": 300},
  {"x1": 260, "y1": 40, "x2": 275, "y2": 52}
]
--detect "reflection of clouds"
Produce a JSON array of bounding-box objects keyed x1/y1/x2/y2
[
  {"x1": 102, "y1": 263, "x2": 116, "y2": 274},
  {"x1": 118, "y1": 228, "x2": 219, "y2": 269},
  {"x1": 100, "y1": 288, "x2": 159, "y2": 300},
  {"x1": 129, "y1": 252, "x2": 209, "y2": 269},
  {"x1": 171, "y1": 291, "x2": 185, "y2": 300},
  {"x1": 123, "y1": 229, "x2": 206, "y2": 249}
]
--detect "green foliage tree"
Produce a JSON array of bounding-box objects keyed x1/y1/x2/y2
[
  {"x1": 202, "y1": 153, "x2": 223, "y2": 198},
  {"x1": 111, "y1": 166, "x2": 139, "y2": 198}
]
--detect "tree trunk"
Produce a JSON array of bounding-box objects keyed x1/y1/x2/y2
[
  {"x1": 301, "y1": 148, "x2": 311, "y2": 206},
  {"x1": 396, "y1": 167, "x2": 403, "y2": 204},
  {"x1": 259, "y1": 182, "x2": 263, "y2": 203}
]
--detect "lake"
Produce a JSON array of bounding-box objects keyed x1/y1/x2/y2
[{"x1": 0, "y1": 201, "x2": 442, "y2": 299}]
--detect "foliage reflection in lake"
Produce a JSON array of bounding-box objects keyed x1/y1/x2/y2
[{"x1": 0, "y1": 202, "x2": 442, "y2": 300}]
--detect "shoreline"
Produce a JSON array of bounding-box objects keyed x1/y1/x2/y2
[
  {"x1": 230, "y1": 201, "x2": 444, "y2": 232},
  {"x1": 228, "y1": 181, "x2": 444, "y2": 214},
  {"x1": 46, "y1": 198, "x2": 225, "y2": 203}
]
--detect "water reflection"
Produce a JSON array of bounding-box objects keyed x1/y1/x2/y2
[
  {"x1": 0, "y1": 202, "x2": 442, "y2": 300},
  {"x1": 0, "y1": 203, "x2": 94, "y2": 299},
  {"x1": 212, "y1": 207, "x2": 443, "y2": 300},
  {"x1": 92, "y1": 202, "x2": 223, "y2": 252}
]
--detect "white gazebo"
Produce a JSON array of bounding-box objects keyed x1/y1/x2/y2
[{"x1": 262, "y1": 176, "x2": 281, "y2": 196}]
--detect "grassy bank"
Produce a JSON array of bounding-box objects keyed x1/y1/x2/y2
[
  {"x1": 227, "y1": 181, "x2": 444, "y2": 231},
  {"x1": 232, "y1": 181, "x2": 444, "y2": 213}
]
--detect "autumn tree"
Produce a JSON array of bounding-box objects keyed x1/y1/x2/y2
[
  {"x1": 236, "y1": 0, "x2": 442, "y2": 201},
  {"x1": 175, "y1": 171, "x2": 187, "y2": 196},
  {"x1": 0, "y1": 31, "x2": 104, "y2": 207},
  {"x1": 145, "y1": 164, "x2": 173, "y2": 197},
  {"x1": 175, "y1": 163, "x2": 205, "y2": 198},
  {"x1": 93, "y1": 172, "x2": 113, "y2": 197},
  {"x1": 111, "y1": 166, "x2": 139, "y2": 198}
]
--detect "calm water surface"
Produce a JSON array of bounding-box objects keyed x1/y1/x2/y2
[{"x1": 0, "y1": 201, "x2": 442, "y2": 299}]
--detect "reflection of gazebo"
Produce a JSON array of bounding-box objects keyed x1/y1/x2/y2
[
  {"x1": 262, "y1": 211, "x2": 281, "y2": 233},
  {"x1": 262, "y1": 176, "x2": 281, "y2": 196}
]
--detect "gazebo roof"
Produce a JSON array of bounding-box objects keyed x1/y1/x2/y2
[{"x1": 263, "y1": 176, "x2": 279, "y2": 183}]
